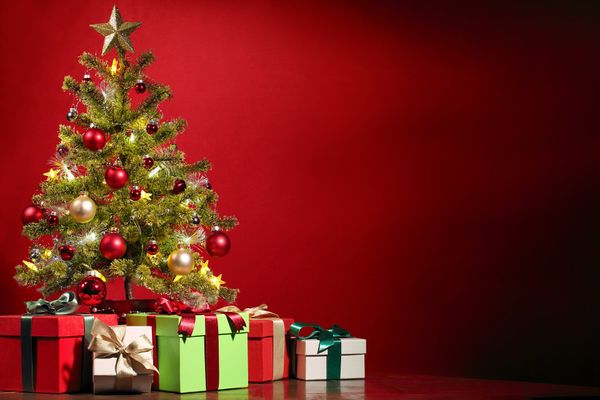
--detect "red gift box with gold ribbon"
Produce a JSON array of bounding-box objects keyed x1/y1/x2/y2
[{"x1": 219, "y1": 304, "x2": 294, "y2": 382}]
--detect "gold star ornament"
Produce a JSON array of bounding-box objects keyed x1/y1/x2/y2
[
  {"x1": 90, "y1": 6, "x2": 141, "y2": 56},
  {"x1": 43, "y1": 168, "x2": 60, "y2": 181}
]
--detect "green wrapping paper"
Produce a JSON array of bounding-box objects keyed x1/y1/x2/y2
[{"x1": 126, "y1": 312, "x2": 249, "y2": 393}]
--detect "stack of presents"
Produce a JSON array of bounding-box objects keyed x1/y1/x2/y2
[{"x1": 0, "y1": 293, "x2": 366, "y2": 394}]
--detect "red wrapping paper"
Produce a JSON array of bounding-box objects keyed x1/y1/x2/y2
[{"x1": 0, "y1": 314, "x2": 118, "y2": 393}]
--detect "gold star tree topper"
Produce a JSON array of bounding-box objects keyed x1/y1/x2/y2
[{"x1": 90, "y1": 6, "x2": 141, "y2": 56}]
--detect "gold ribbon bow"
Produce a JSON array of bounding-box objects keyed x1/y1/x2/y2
[
  {"x1": 217, "y1": 304, "x2": 286, "y2": 380},
  {"x1": 88, "y1": 319, "x2": 158, "y2": 391},
  {"x1": 218, "y1": 303, "x2": 279, "y2": 319}
]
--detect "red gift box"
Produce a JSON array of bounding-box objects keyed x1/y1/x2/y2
[
  {"x1": 0, "y1": 314, "x2": 118, "y2": 393},
  {"x1": 249, "y1": 318, "x2": 294, "y2": 382}
]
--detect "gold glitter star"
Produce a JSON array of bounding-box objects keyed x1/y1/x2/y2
[
  {"x1": 43, "y1": 168, "x2": 60, "y2": 181},
  {"x1": 199, "y1": 260, "x2": 210, "y2": 275},
  {"x1": 210, "y1": 274, "x2": 225, "y2": 288},
  {"x1": 140, "y1": 190, "x2": 152, "y2": 201},
  {"x1": 110, "y1": 58, "x2": 120, "y2": 75},
  {"x1": 42, "y1": 249, "x2": 53, "y2": 260},
  {"x1": 90, "y1": 6, "x2": 141, "y2": 56},
  {"x1": 23, "y1": 260, "x2": 38, "y2": 272}
]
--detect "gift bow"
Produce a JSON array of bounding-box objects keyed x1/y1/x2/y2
[
  {"x1": 88, "y1": 319, "x2": 158, "y2": 379},
  {"x1": 290, "y1": 322, "x2": 351, "y2": 353},
  {"x1": 155, "y1": 296, "x2": 246, "y2": 337},
  {"x1": 25, "y1": 291, "x2": 79, "y2": 315},
  {"x1": 216, "y1": 303, "x2": 280, "y2": 319}
]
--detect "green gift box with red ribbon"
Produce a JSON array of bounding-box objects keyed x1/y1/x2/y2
[{"x1": 126, "y1": 301, "x2": 249, "y2": 393}]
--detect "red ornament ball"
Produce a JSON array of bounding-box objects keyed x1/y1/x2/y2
[
  {"x1": 47, "y1": 212, "x2": 59, "y2": 227},
  {"x1": 105, "y1": 166, "x2": 129, "y2": 189},
  {"x1": 21, "y1": 204, "x2": 44, "y2": 224},
  {"x1": 76, "y1": 275, "x2": 106, "y2": 307},
  {"x1": 100, "y1": 232, "x2": 127, "y2": 260},
  {"x1": 206, "y1": 231, "x2": 231, "y2": 257},
  {"x1": 83, "y1": 128, "x2": 107, "y2": 151},
  {"x1": 130, "y1": 185, "x2": 142, "y2": 201},
  {"x1": 134, "y1": 80, "x2": 146, "y2": 93},
  {"x1": 59, "y1": 245, "x2": 75, "y2": 261},
  {"x1": 146, "y1": 240, "x2": 159, "y2": 255},
  {"x1": 143, "y1": 156, "x2": 154, "y2": 169},
  {"x1": 172, "y1": 179, "x2": 187, "y2": 194},
  {"x1": 146, "y1": 122, "x2": 158, "y2": 135},
  {"x1": 57, "y1": 145, "x2": 69, "y2": 157}
]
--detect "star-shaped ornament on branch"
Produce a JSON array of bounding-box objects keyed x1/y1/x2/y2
[{"x1": 90, "y1": 5, "x2": 141, "y2": 56}]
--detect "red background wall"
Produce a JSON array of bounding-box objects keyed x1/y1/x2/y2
[{"x1": 1, "y1": 0, "x2": 599, "y2": 386}]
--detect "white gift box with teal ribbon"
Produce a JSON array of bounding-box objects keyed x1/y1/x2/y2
[{"x1": 290, "y1": 322, "x2": 366, "y2": 380}]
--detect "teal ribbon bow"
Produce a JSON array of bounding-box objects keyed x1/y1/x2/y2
[
  {"x1": 25, "y1": 291, "x2": 79, "y2": 315},
  {"x1": 290, "y1": 322, "x2": 351, "y2": 379}
]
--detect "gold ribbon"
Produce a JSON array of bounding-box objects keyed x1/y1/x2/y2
[
  {"x1": 217, "y1": 304, "x2": 286, "y2": 380},
  {"x1": 88, "y1": 319, "x2": 158, "y2": 391}
]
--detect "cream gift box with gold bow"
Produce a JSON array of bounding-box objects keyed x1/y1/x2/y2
[{"x1": 88, "y1": 319, "x2": 158, "y2": 393}]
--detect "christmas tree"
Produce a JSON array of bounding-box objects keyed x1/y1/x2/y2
[{"x1": 15, "y1": 6, "x2": 237, "y2": 306}]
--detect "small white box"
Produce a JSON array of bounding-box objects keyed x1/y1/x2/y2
[
  {"x1": 293, "y1": 337, "x2": 366, "y2": 380},
  {"x1": 92, "y1": 325, "x2": 154, "y2": 393}
]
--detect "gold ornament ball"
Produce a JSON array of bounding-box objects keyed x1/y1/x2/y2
[
  {"x1": 167, "y1": 248, "x2": 195, "y2": 275},
  {"x1": 69, "y1": 193, "x2": 97, "y2": 223}
]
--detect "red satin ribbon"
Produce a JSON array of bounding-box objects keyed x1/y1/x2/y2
[
  {"x1": 155, "y1": 297, "x2": 246, "y2": 391},
  {"x1": 147, "y1": 315, "x2": 159, "y2": 390}
]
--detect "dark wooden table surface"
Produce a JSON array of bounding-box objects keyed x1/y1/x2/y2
[{"x1": 1, "y1": 375, "x2": 599, "y2": 399}]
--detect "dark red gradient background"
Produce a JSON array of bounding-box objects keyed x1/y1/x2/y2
[{"x1": 1, "y1": 0, "x2": 599, "y2": 386}]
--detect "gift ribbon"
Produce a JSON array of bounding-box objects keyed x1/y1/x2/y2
[
  {"x1": 218, "y1": 304, "x2": 286, "y2": 380},
  {"x1": 155, "y1": 296, "x2": 246, "y2": 391},
  {"x1": 289, "y1": 322, "x2": 351, "y2": 380},
  {"x1": 21, "y1": 292, "x2": 84, "y2": 392},
  {"x1": 88, "y1": 319, "x2": 158, "y2": 392},
  {"x1": 146, "y1": 315, "x2": 159, "y2": 390},
  {"x1": 25, "y1": 291, "x2": 79, "y2": 315}
]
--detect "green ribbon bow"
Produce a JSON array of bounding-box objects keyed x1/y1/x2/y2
[
  {"x1": 25, "y1": 291, "x2": 79, "y2": 315},
  {"x1": 290, "y1": 322, "x2": 351, "y2": 379}
]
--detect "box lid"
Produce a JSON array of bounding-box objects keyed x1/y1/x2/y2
[
  {"x1": 127, "y1": 312, "x2": 249, "y2": 337},
  {"x1": 0, "y1": 314, "x2": 118, "y2": 337},
  {"x1": 294, "y1": 337, "x2": 366, "y2": 356},
  {"x1": 249, "y1": 318, "x2": 294, "y2": 339}
]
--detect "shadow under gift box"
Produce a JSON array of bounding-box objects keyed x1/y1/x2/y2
[
  {"x1": 0, "y1": 314, "x2": 118, "y2": 393},
  {"x1": 126, "y1": 312, "x2": 249, "y2": 393}
]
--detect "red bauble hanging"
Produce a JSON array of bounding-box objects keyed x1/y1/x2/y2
[
  {"x1": 143, "y1": 156, "x2": 154, "y2": 169},
  {"x1": 21, "y1": 204, "x2": 44, "y2": 224},
  {"x1": 99, "y1": 232, "x2": 127, "y2": 260},
  {"x1": 146, "y1": 121, "x2": 158, "y2": 135},
  {"x1": 146, "y1": 240, "x2": 159, "y2": 255},
  {"x1": 83, "y1": 127, "x2": 107, "y2": 151},
  {"x1": 134, "y1": 80, "x2": 146, "y2": 93},
  {"x1": 206, "y1": 230, "x2": 231, "y2": 257},
  {"x1": 57, "y1": 145, "x2": 69, "y2": 157},
  {"x1": 105, "y1": 166, "x2": 129, "y2": 189},
  {"x1": 172, "y1": 179, "x2": 187, "y2": 194},
  {"x1": 130, "y1": 185, "x2": 142, "y2": 201},
  {"x1": 59, "y1": 245, "x2": 76, "y2": 260},
  {"x1": 76, "y1": 274, "x2": 107, "y2": 306},
  {"x1": 47, "y1": 212, "x2": 59, "y2": 227}
]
